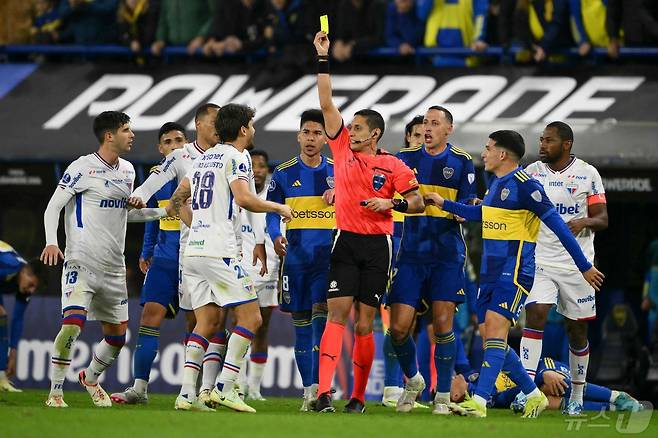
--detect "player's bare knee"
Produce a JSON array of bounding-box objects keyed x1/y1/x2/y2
[
  {"x1": 525, "y1": 303, "x2": 550, "y2": 329},
  {"x1": 390, "y1": 325, "x2": 409, "y2": 344},
  {"x1": 565, "y1": 319, "x2": 588, "y2": 349},
  {"x1": 0, "y1": 305, "x2": 6, "y2": 317},
  {"x1": 140, "y1": 302, "x2": 166, "y2": 327}
]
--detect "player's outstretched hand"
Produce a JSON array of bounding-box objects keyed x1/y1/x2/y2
[
  {"x1": 314, "y1": 31, "x2": 330, "y2": 56},
  {"x1": 253, "y1": 243, "x2": 268, "y2": 276},
  {"x1": 128, "y1": 197, "x2": 146, "y2": 209},
  {"x1": 322, "y1": 188, "x2": 335, "y2": 206},
  {"x1": 274, "y1": 236, "x2": 288, "y2": 257},
  {"x1": 40, "y1": 244, "x2": 64, "y2": 266},
  {"x1": 423, "y1": 192, "x2": 445, "y2": 208},
  {"x1": 278, "y1": 204, "x2": 293, "y2": 223},
  {"x1": 582, "y1": 266, "x2": 605, "y2": 292},
  {"x1": 361, "y1": 198, "x2": 392, "y2": 212}
]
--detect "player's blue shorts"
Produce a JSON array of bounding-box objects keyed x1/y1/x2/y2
[
  {"x1": 279, "y1": 268, "x2": 327, "y2": 313},
  {"x1": 141, "y1": 257, "x2": 179, "y2": 319},
  {"x1": 477, "y1": 280, "x2": 533, "y2": 325},
  {"x1": 388, "y1": 262, "x2": 466, "y2": 308}
]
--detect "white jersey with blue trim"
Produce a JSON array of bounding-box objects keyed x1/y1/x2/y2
[
  {"x1": 57, "y1": 153, "x2": 135, "y2": 270},
  {"x1": 184, "y1": 144, "x2": 253, "y2": 259},
  {"x1": 131, "y1": 141, "x2": 208, "y2": 253},
  {"x1": 240, "y1": 177, "x2": 279, "y2": 283}
]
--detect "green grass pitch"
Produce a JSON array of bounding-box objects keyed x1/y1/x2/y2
[{"x1": 1, "y1": 390, "x2": 656, "y2": 437}]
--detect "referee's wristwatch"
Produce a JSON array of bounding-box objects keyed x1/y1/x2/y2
[{"x1": 391, "y1": 198, "x2": 402, "y2": 209}]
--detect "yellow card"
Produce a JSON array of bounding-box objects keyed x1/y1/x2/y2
[{"x1": 320, "y1": 15, "x2": 329, "y2": 34}]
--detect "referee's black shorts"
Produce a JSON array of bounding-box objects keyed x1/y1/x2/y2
[{"x1": 327, "y1": 230, "x2": 392, "y2": 308}]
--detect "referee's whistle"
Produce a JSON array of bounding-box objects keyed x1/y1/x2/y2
[{"x1": 360, "y1": 200, "x2": 368, "y2": 206}]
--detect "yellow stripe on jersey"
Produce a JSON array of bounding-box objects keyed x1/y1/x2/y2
[
  {"x1": 157, "y1": 200, "x2": 180, "y2": 231},
  {"x1": 514, "y1": 170, "x2": 530, "y2": 182},
  {"x1": 481, "y1": 206, "x2": 540, "y2": 242},
  {"x1": 285, "y1": 196, "x2": 336, "y2": 230},
  {"x1": 275, "y1": 157, "x2": 298, "y2": 172},
  {"x1": 399, "y1": 145, "x2": 422, "y2": 153},
  {"x1": 450, "y1": 146, "x2": 472, "y2": 160},
  {"x1": 404, "y1": 184, "x2": 459, "y2": 219},
  {"x1": 0, "y1": 240, "x2": 15, "y2": 252}
]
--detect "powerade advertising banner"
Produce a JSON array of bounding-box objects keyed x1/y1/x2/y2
[
  {"x1": 1, "y1": 63, "x2": 658, "y2": 166},
  {"x1": 2, "y1": 296, "x2": 388, "y2": 399}
]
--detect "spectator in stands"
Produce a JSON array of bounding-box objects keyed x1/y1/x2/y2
[
  {"x1": 30, "y1": 0, "x2": 61, "y2": 44},
  {"x1": 151, "y1": 0, "x2": 215, "y2": 56},
  {"x1": 0, "y1": 0, "x2": 33, "y2": 44},
  {"x1": 117, "y1": 0, "x2": 160, "y2": 53},
  {"x1": 642, "y1": 237, "x2": 658, "y2": 355},
  {"x1": 263, "y1": 0, "x2": 304, "y2": 54},
  {"x1": 385, "y1": 0, "x2": 424, "y2": 55},
  {"x1": 332, "y1": 0, "x2": 387, "y2": 62},
  {"x1": 418, "y1": 0, "x2": 489, "y2": 67},
  {"x1": 203, "y1": 0, "x2": 268, "y2": 57},
  {"x1": 569, "y1": 0, "x2": 608, "y2": 57},
  {"x1": 606, "y1": 0, "x2": 658, "y2": 59},
  {"x1": 527, "y1": 0, "x2": 574, "y2": 63},
  {"x1": 58, "y1": 0, "x2": 119, "y2": 45}
]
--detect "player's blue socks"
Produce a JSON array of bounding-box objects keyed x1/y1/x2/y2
[
  {"x1": 293, "y1": 316, "x2": 313, "y2": 387},
  {"x1": 311, "y1": 309, "x2": 327, "y2": 384},
  {"x1": 585, "y1": 382, "x2": 612, "y2": 402},
  {"x1": 392, "y1": 335, "x2": 419, "y2": 378},
  {"x1": 435, "y1": 331, "x2": 457, "y2": 395},
  {"x1": 474, "y1": 338, "x2": 508, "y2": 405},
  {"x1": 583, "y1": 401, "x2": 610, "y2": 411},
  {"x1": 383, "y1": 329, "x2": 403, "y2": 387},
  {"x1": 133, "y1": 325, "x2": 160, "y2": 382},
  {"x1": 0, "y1": 315, "x2": 8, "y2": 372},
  {"x1": 502, "y1": 346, "x2": 537, "y2": 395}
]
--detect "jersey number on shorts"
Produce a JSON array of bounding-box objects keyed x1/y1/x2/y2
[
  {"x1": 65, "y1": 271, "x2": 78, "y2": 284},
  {"x1": 191, "y1": 171, "x2": 215, "y2": 210},
  {"x1": 234, "y1": 264, "x2": 246, "y2": 279}
]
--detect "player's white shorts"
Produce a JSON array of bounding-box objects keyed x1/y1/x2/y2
[
  {"x1": 527, "y1": 264, "x2": 596, "y2": 320},
  {"x1": 183, "y1": 256, "x2": 257, "y2": 309},
  {"x1": 61, "y1": 260, "x2": 128, "y2": 324},
  {"x1": 178, "y1": 255, "x2": 192, "y2": 311},
  {"x1": 253, "y1": 280, "x2": 278, "y2": 308}
]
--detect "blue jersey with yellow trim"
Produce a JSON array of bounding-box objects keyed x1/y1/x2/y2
[
  {"x1": 396, "y1": 144, "x2": 476, "y2": 264},
  {"x1": 140, "y1": 165, "x2": 180, "y2": 262},
  {"x1": 266, "y1": 155, "x2": 335, "y2": 273},
  {"x1": 480, "y1": 168, "x2": 554, "y2": 288},
  {"x1": 0, "y1": 241, "x2": 25, "y2": 293}
]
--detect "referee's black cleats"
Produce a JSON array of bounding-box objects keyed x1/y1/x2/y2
[
  {"x1": 315, "y1": 392, "x2": 335, "y2": 413},
  {"x1": 343, "y1": 398, "x2": 366, "y2": 414}
]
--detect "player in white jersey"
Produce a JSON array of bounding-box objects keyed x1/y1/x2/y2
[
  {"x1": 40, "y1": 112, "x2": 170, "y2": 408},
  {"x1": 521, "y1": 121, "x2": 608, "y2": 416},
  {"x1": 237, "y1": 149, "x2": 280, "y2": 401},
  {"x1": 167, "y1": 104, "x2": 292, "y2": 413}
]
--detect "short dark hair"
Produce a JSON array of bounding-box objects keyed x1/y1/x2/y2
[
  {"x1": 354, "y1": 109, "x2": 385, "y2": 141},
  {"x1": 546, "y1": 121, "x2": 574, "y2": 143},
  {"x1": 300, "y1": 109, "x2": 325, "y2": 129},
  {"x1": 215, "y1": 103, "x2": 256, "y2": 142},
  {"x1": 158, "y1": 122, "x2": 187, "y2": 142},
  {"x1": 428, "y1": 105, "x2": 454, "y2": 124},
  {"x1": 489, "y1": 130, "x2": 525, "y2": 160},
  {"x1": 250, "y1": 149, "x2": 269, "y2": 163},
  {"x1": 195, "y1": 103, "x2": 220, "y2": 122},
  {"x1": 404, "y1": 115, "x2": 424, "y2": 147},
  {"x1": 92, "y1": 111, "x2": 130, "y2": 144}
]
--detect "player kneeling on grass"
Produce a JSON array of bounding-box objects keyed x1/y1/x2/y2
[
  {"x1": 167, "y1": 104, "x2": 292, "y2": 413},
  {"x1": 424, "y1": 130, "x2": 604, "y2": 418},
  {"x1": 450, "y1": 356, "x2": 643, "y2": 413}
]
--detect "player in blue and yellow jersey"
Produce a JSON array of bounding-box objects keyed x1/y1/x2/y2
[
  {"x1": 110, "y1": 122, "x2": 187, "y2": 405},
  {"x1": 418, "y1": 0, "x2": 489, "y2": 66},
  {"x1": 389, "y1": 106, "x2": 477, "y2": 414},
  {"x1": 266, "y1": 109, "x2": 335, "y2": 411},
  {"x1": 382, "y1": 115, "x2": 425, "y2": 406},
  {"x1": 426, "y1": 130, "x2": 604, "y2": 418},
  {"x1": 450, "y1": 356, "x2": 643, "y2": 413},
  {"x1": 0, "y1": 241, "x2": 45, "y2": 392}
]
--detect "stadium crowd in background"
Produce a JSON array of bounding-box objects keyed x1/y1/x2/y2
[{"x1": 2, "y1": 0, "x2": 658, "y2": 63}]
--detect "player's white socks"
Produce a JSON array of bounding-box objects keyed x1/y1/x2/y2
[
  {"x1": 201, "y1": 334, "x2": 227, "y2": 391},
  {"x1": 520, "y1": 328, "x2": 543, "y2": 379},
  {"x1": 237, "y1": 357, "x2": 248, "y2": 392},
  {"x1": 569, "y1": 342, "x2": 590, "y2": 405},
  {"x1": 134, "y1": 379, "x2": 148, "y2": 395},
  {"x1": 50, "y1": 317, "x2": 85, "y2": 396},
  {"x1": 248, "y1": 355, "x2": 267, "y2": 394},
  {"x1": 217, "y1": 326, "x2": 254, "y2": 395},
  {"x1": 84, "y1": 335, "x2": 125, "y2": 385},
  {"x1": 180, "y1": 334, "x2": 209, "y2": 400}
]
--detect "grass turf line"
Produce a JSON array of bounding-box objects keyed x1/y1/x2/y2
[{"x1": 1, "y1": 390, "x2": 656, "y2": 438}]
